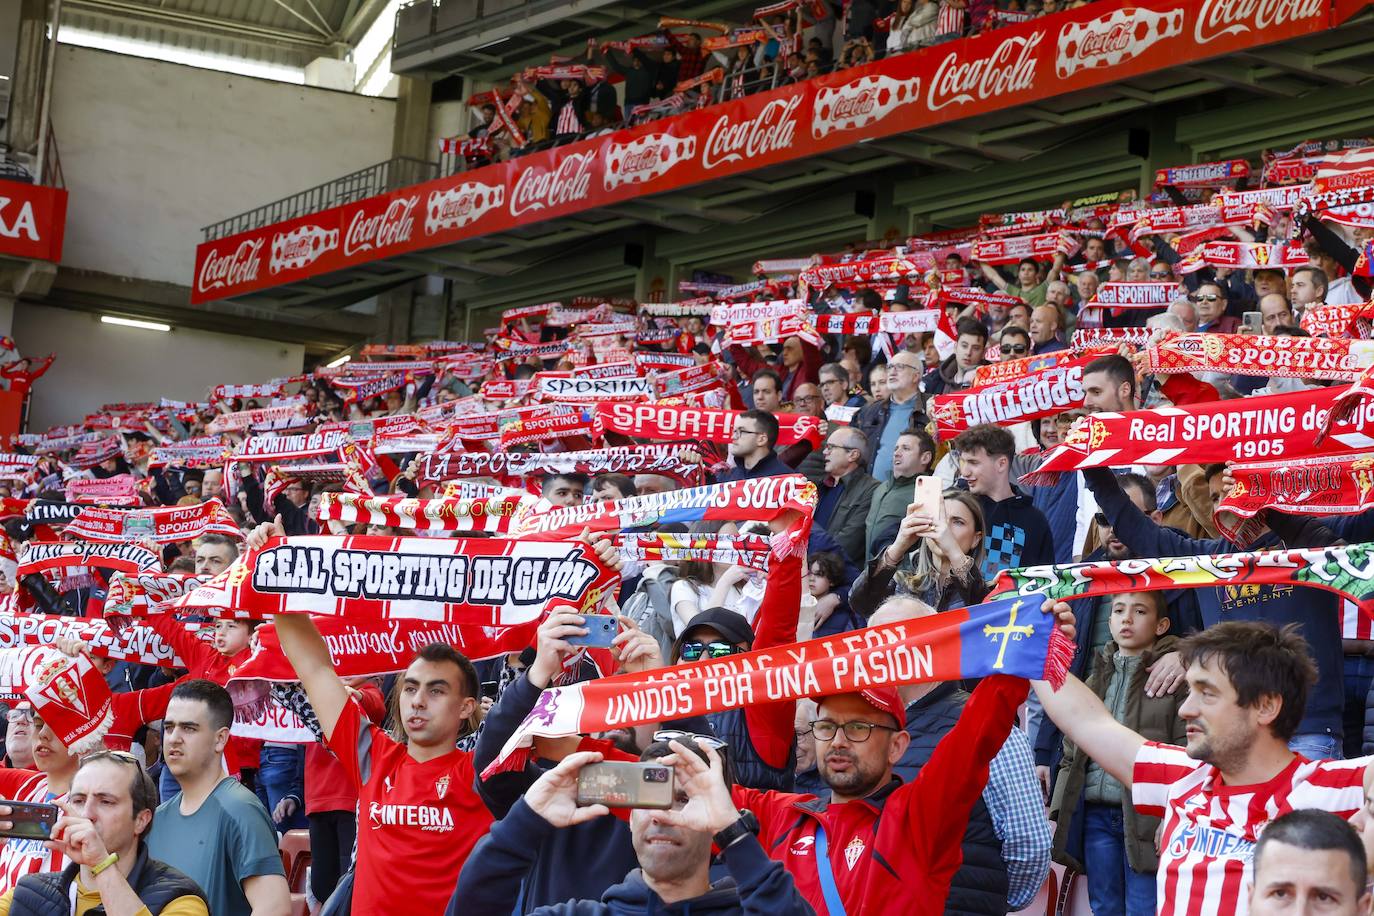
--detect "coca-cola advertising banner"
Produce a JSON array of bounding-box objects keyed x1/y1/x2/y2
[
  {"x1": 0, "y1": 179, "x2": 66, "y2": 263},
  {"x1": 191, "y1": 0, "x2": 1334, "y2": 304}
]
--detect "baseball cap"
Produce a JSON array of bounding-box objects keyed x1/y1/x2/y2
[
  {"x1": 676, "y1": 607, "x2": 755, "y2": 652},
  {"x1": 814, "y1": 687, "x2": 906, "y2": 728}
]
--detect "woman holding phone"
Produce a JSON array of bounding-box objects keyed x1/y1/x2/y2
[{"x1": 849, "y1": 489, "x2": 988, "y2": 617}]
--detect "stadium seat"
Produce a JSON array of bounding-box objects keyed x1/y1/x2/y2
[
  {"x1": 280, "y1": 829, "x2": 312, "y2": 892},
  {"x1": 289, "y1": 893, "x2": 308, "y2": 916}
]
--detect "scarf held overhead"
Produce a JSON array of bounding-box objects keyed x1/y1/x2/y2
[
  {"x1": 1217, "y1": 452, "x2": 1374, "y2": 545},
  {"x1": 1147, "y1": 333, "x2": 1374, "y2": 382},
  {"x1": 64, "y1": 499, "x2": 242, "y2": 544}
]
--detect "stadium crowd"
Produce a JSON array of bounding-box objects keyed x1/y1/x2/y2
[
  {"x1": 450, "y1": 0, "x2": 1068, "y2": 165},
  {"x1": 0, "y1": 134, "x2": 1368, "y2": 916}
]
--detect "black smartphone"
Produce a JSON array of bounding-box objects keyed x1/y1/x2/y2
[
  {"x1": 0, "y1": 801, "x2": 60, "y2": 840},
  {"x1": 565, "y1": 614, "x2": 619, "y2": 649}
]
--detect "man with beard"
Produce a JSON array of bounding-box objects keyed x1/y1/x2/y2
[
  {"x1": 1032, "y1": 613, "x2": 1370, "y2": 916},
  {"x1": 731, "y1": 675, "x2": 1028, "y2": 915}
]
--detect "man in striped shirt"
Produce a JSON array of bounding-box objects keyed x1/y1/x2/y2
[{"x1": 1034, "y1": 606, "x2": 1368, "y2": 916}]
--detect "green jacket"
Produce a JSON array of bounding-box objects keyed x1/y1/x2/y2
[
  {"x1": 1049, "y1": 633, "x2": 1188, "y2": 874},
  {"x1": 864, "y1": 474, "x2": 917, "y2": 561}
]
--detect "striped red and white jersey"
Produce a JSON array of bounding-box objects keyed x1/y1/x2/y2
[
  {"x1": 936, "y1": 1, "x2": 965, "y2": 35},
  {"x1": 0, "y1": 768, "x2": 68, "y2": 896},
  {"x1": 1132, "y1": 741, "x2": 1367, "y2": 916},
  {"x1": 1342, "y1": 599, "x2": 1373, "y2": 640}
]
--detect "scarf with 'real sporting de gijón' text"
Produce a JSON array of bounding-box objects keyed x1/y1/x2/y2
[{"x1": 1147, "y1": 332, "x2": 1374, "y2": 382}]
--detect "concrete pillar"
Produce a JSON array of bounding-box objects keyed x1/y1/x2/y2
[
  {"x1": 1135, "y1": 110, "x2": 1189, "y2": 201},
  {"x1": 375, "y1": 284, "x2": 414, "y2": 343},
  {"x1": 5, "y1": 0, "x2": 48, "y2": 159},
  {"x1": 0, "y1": 294, "x2": 15, "y2": 340},
  {"x1": 391, "y1": 75, "x2": 432, "y2": 162},
  {"x1": 633, "y1": 233, "x2": 673, "y2": 303},
  {"x1": 864, "y1": 178, "x2": 906, "y2": 246}
]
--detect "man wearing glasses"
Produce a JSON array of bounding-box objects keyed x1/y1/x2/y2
[
  {"x1": 853, "y1": 349, "x2": 928, "y2": 484},
  {"x1": 733, "y1": 676, "x2": 1028, "y2": 915},
  {"x1": 4, "y1": 706, "x2": 35, "y2": 770},
  {"x1": 814, "y1": 429, "x2": 878, "y2": 566},
  {"x1": 1189, "y1": 282, "x2": 1239, "y2": 334},
  {"x1": 998, "y1": 327, "x2": 1031, "y2": 361},
  {"x1": 0, "y1": 752, "x2": 209, "y2": 915},
  {"x1": 719, "y1": 410, "x2": 792, "y2": 482}
]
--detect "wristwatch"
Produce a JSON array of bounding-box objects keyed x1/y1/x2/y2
[{"x1": 713, "y1": 809, "x2": 760, "y2": 851}]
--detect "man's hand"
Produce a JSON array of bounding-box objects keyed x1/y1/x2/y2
[
  {"x1": 46, "y1": 815, "x2": 110, "y2": 867},
  {"x1": 524, "y1": 751, "x2": 610, "y2": 827},
  {"x1": 272, "y1": 797, "x2": 298, "y2": 824},
  {"x1": 1144, "y1": 651, "x2": 1186, "y2": 698},
  {"x1": 1035, "y1": 765, "x2": 1051, "y2": 804},
  {"x1": 613, "y1": 617, "x2": 662, "y2": 674},
  {"x1": 53, "y1": 637, "x2": 89, "y2": 658},
  {"x1": 1041, "y1": 598, "x2": 1077, "y2": 641},
  {"x1": 246, "y1": 515, "x2": 286, "y2": 551},
  {"x1": 654, "y1": 740, "x2": 739, "y2": 833},
  {"x1": 579, "y1": 528, "x2": 623, "y2": 574},
  {"x1": 528, "y1": 610, "x2": 589, "y2": 689}
]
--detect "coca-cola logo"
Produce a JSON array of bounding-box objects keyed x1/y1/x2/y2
[
  {"x1": 510, "y1": 153, "x2": 594, "y2": 217},
  {"x1": 1080, "y1": 22, "x2": 1132, "y2": 56},
  {"x1": 270, "y1": 225, "x2": 338, "y2": 274},
  {"x1": 702, "y1": 97, "x2": 801, "y2": 169},
  {"x1": 620, "y1": 148, "x2": 660, "y2": 176},
  {"x1": 197, "y1": 239, "x2": 265, "y2": 294},
  {"x1": 928, "y1": 33, "x2": 1043, "y2": 112},
  {"x1": 344, "y1": 196, "x2": 419, "y2": 257},
  {"x1": 1194, "y1": 0, "x2": 1323, "y2": 43},
  {"x1": 811, "y1": 75, "x2": 921, "y2": 138}
]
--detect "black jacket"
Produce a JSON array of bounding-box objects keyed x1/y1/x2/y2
[
  {"x1": 893, "y1": 682, "x2": 1010, "y2": 916},
  {"x1": 9, "y1": 843, "x2": 207, "y2": 916}
]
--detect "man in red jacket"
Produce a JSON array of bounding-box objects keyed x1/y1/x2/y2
[{"x1": 732, "y1": 675, "x2": 1026, "y2": 915}]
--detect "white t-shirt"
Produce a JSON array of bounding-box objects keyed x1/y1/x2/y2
[{"x1": 1132, "y1": 741, "x2": 1367, "y2": 916}]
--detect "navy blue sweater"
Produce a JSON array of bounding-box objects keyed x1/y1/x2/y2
[
  {"x1": 1085, "y1": 468, "x2": 1344, "y2": 741},
  {"x1": 450, "y1": 798, "x2": 812, "y2": 916}
]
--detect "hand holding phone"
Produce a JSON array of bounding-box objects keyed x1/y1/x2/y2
[
  {"x1": 576, "y1": 761, "x2": 674, "y2": 809},
  {"x1": 565, "y1": 614, "x2": 619, "y2": 649},
  {"x1": 911, "y1": 475, "x2": 945, "y2": 522},
  {"x1": 0, "y1": 801, "x2": 60, "y2": 840}
]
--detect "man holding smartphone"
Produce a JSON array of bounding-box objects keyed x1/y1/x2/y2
[
  {"x1": 454, "y1": 738, "x2": 812, "y2": 916},
  {"x1": 0, "y1": 713, "x2": 80, "y2": 896}
]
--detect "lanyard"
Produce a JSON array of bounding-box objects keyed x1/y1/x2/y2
[{"x1": 813, "y1": 824, "x2": 848, "y2": 916}]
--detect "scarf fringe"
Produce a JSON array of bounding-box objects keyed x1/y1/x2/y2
[
  {"x1": 1042, "y1": 625, "x2": 1076, "y2": 691},
  {"x1": 65, "y1": 707, "x2": 113, "y2": 757}
]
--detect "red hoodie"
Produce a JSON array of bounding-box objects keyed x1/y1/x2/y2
[
  {"x1": 731, "y1": 674, "x2": 1026, "y2": 916},
  {"x1": 146, "y1": 616, "x2": 263, "y2": 774}
]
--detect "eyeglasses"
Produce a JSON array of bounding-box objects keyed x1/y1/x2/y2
[
  {"x1": 652, "y1": 730, "x2": 728, "y2": 751},
  {"x1": 807, "y1": 719, "x2": 901, "y2": 743},
  {"x1": 679, "y1": 640, "x2": 741, "y2": 661},
  {"x1": 1000, "y1": 344, "x2": 1028, "y2": 355},
  {"x1": 795, "y1": 394, "x2": 822, "y2": 403},
  {"x1": 1188, "y1": 294, "x2": 1222, "y2": 303},
  {"x1": 81, "y1": 749, "x2": 141, "y2": 767},
  {"x1": 5, "y1": 709, "x2": 33, "y2": 726},
  {"x1": 823, "y1": 443, "x2": 859, "y2": 453},
  {"x1": 1149, "y1": 271, "x2": 1172, "y2": 279},
  {"x1": 1093, "y1": 512, "x2": 1110, "y2": 528},
  {"x1": 731, "y1": 427, "x2": 762, "y2": 439},
  {"x1": 888, "y1": 363, "x2": 921, "y2": 374}
]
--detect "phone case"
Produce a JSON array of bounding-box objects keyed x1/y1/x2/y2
[
  {"x1": 0, "y1": 801, "x2": 59, "y2": 840},
  {"x1": 566, "y1": 614, "x2": 619, "y2": 649},
  {"x1": 576, "y1": 762, "x2": 674, "y2": 809}
]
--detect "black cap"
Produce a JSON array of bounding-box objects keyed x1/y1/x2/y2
[{"x1": 675, "y1": 607, "x2": 755, "y2": 655}]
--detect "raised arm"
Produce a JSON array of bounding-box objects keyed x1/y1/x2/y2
[
  {"x1": 246, "y1": 517, "x2": 350, "y2": 741},
  {"x1": 1031, "y1": 600, "x2": 1145, "y2": 786}
]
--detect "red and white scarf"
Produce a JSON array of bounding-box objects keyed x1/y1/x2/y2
[
  {"x1": 500, "y1": 406, "x2": 597, "y2": 448},
  {"x1": 534, "y1": 375, "x2": 651, "y2": 404},
  {"x1": 232, "y1": 429, "x2": 351, "y2": 462},
  {"x1": 1071, "y1": 327, "x2": 1154, "y2": 352},
  {"x1": 208, "y1": 405, "x2": 308, "y2": 434},
  {"x1": 1176, "y1": 240, "x2": 1308, "y2": 274},
  {"x1": 17, "y1": 542, "x2": 161, "y2": 579},
  {"x1": 930, "y1": 357, "x2": 1096, "y2": 440},
  {"x1": 212, "y1": 382, "x2": 286, "y2": 402},
  {"x1": 0, "y1": 611, "x2": 184, "y2": 667},
  {"x1": 65, "y1": 499, "x2": 241, "y2": 544},
  {"x1": 1302, "y1": 300, "x2": 1374, "y2": 339},
  {"x1": 316, "y1": 492, "x2": 545, "y2": 533},
  {"x1": 171, "y1": 535, "x2": 618, "y2": 626},
  {"x1": 0, "y1": 647, "x2": 113, "y2": 753},
  {"x1": 1217, "y1": 451, "x2": 1374, "y2": 545},
  {"x1": 65, "y1": 475, "x2": 140, "y2": 506},
  {"x1": 149, "y1": 439, "x2": 227, "y2": 470},
  {"x1": 593, "y1": 402, "x2": 823, "y2": 448},
  {"x1": 614, "y1": 533, "x2": 774, "y2": 571},
  {"x1": 1147, "y1": 333, "x2": 1374, "y2": 382},
  {"x1": 417, "y1": 444, "x2": 705, "y2": 488},
  {"x1": 103, "y1": 572, "x2": 213, "y2": 618}
]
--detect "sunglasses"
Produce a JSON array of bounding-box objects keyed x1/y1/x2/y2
[
  {"x1": 1149, "y1": 271, "x2": 1172, "y2": 279},
  {"x1": 1000, "y1": 344, "x2": 1028, "y2": 355},
  {"x1": 652, "y1": 730, "x2": 728, "y2": 751},
  {"x1": 1188, "y1": 294, "x2": 1222, "y2": 303},
  {"x1": 679, "y1": 640, "x2": 740, "y2": 661}
]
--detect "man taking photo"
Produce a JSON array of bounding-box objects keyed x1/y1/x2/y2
[{"x1": 0, "y1": 752, "x2": 209, "y2": 915}]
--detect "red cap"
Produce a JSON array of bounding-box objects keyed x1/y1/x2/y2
[{"x1": 857, "y1": 688, "x2": 906, "y2": 727}]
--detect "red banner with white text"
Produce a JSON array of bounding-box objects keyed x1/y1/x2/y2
[{"x1": 0, "y1": 179, "x2": 67, "y2": 263}]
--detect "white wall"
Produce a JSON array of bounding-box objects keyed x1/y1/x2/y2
[
  {"x1": 13, "y1": 302, "x2": 304, "y2": 429},
  {"x1": 50, "y1": 44, "x2": 396, "y2": 286}
]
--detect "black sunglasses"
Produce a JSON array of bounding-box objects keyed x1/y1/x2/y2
[
  {"x1": 680, "y1": 641, "x2": 740, "y2": 661},
  {"x1": 1001, "y1": 344, "x2": 1028, "y2": 355}
]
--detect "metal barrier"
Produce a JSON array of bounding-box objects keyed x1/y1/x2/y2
[{"x1": 201, "y1": 156, "x2": 439, "y2": 241}]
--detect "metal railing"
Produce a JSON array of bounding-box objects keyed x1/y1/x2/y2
[{"x1": 202, "y1": 156, "x2": 439, "y2": 241}]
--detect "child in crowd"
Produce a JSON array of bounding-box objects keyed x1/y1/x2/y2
[{"x1": 1049, "y1": 591, "x2": 1186, "y2": 916}]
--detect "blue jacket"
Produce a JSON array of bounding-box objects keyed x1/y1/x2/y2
[
  {"x1": 1084, "y1": 467, "x2": 1344, "y2": 741},
  {"x1": 717, "y1": 450, "x2": 796, "y2": 482},
  {"x1": 450, "y1": 798, "x2": 814, "y2": 916}
]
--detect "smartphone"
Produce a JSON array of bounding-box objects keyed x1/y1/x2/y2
[
  {"x1": 911, "y1": 475, "x2": 944, "y2": 520},
  {"x1": 1242, "y1": 311, "x2": 1262, "y2": 333},
  {"x1": 565, "y1": 614, "x2": 619, "y2": 649},
  {"x1": 0, "y1": 801, "x2": 59, "y2": 840},
  {"x1": 576, "y1": 761, "x2": 674, "y2": 809},
  {"x1": 480, "y1": 681, "x2": 499, "y2": 700}
]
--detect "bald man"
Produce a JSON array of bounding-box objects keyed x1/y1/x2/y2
[
  {"x1": 1029, "y1": 305, "x2": 1066, "y2": 354},
  {"x1": 1259, "y1": 293, "x2": 1296, "y2": 335}
]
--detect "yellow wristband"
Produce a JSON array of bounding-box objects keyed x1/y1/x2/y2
[{"x1": 90, "y1": 853, "x2": 118, "y2": 876}]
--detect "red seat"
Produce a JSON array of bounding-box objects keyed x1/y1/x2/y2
[
  {"x1": 279, "y1": 829, "x2": 312, "y2": 893},
  {"x1": 289, "y1": 893, "x2": 308, "y2": 916}
]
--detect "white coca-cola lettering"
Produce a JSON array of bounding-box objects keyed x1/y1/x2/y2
[
  {"x1": 510, "y1": 153, "x2": 594, "y2": 216},
  {"x1": 270, "y1": 225, "x2": 339, "y2": 274},
  {"x1": 1194, "y1": 0, "x2": 1323, "y2": 43},
  {"x1": 1056, "y1": 7, "x2": 1183, "y2": 78},
  {"x1": 197, "y1": 239, "x2": 266, "y2": 294},
  {"x1": 928, "y1": 33, "x2": 1043, "y2": 111},
  {"x1": 344, "y1": 196, "x2": 419, "y2": 256},
  {"x1": 811, "y1": 75, "x2": 921, "y2": 137},
  {"x1": 425, "y1": 182, "x2": 505, "y2": 235},
  {"x1": 603, "y1": 134, "x2": 697, "y2": 190},
  {"x1": 0, "y1": 197, "x2": 38, "y2": 241},
  {"x1": 701, "y1": 96, "x2": 802, "y2": 169}
]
